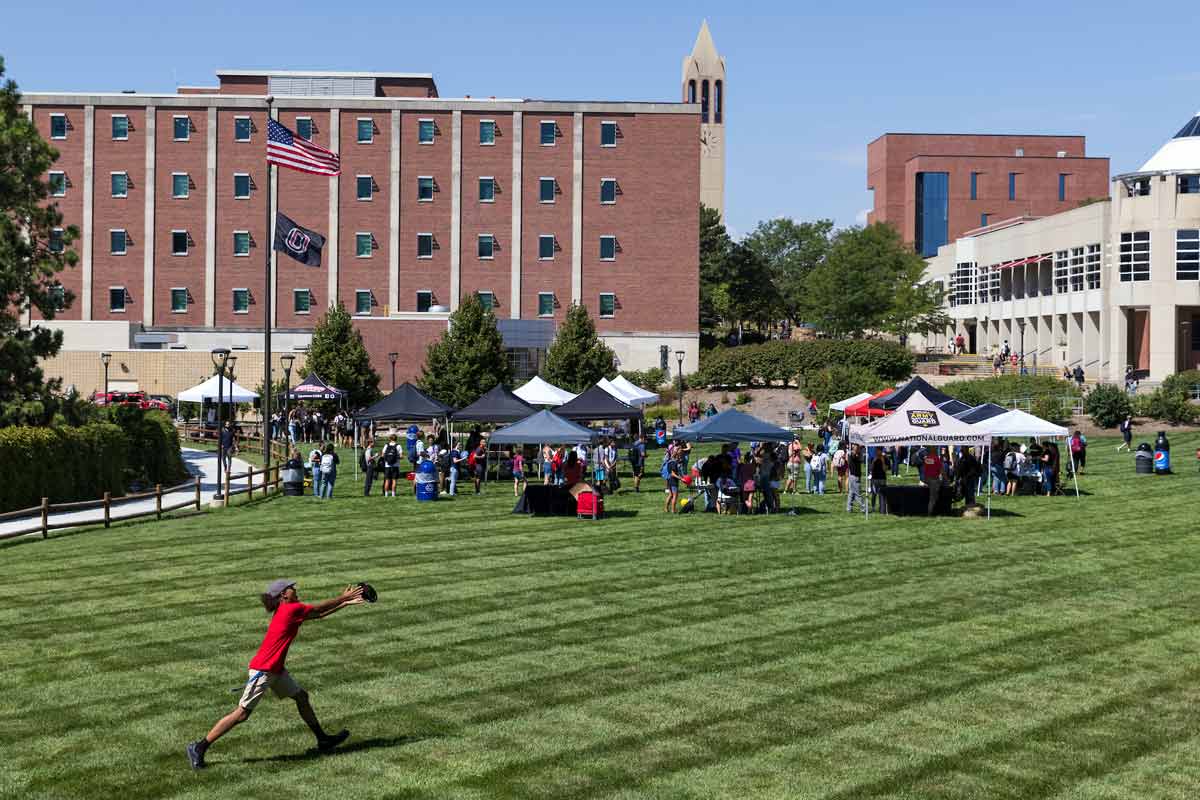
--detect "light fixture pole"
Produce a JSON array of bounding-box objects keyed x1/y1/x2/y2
[
  {"x1": 211, "y1": 348, "x2": 231, "y2": 502},
  {"x1": 1018, "y1": 319, "x2": 1027, "y2": 375},
  {"x1": 675, "y1": 350, "x2": 686, "y2": 424},
  {"x1": 100, "y1": 352, "x2": 111, "y2": 404},
  {"x1": 281, "y1": 353, "x2": 295, "y2": 443},
  {"x1": 388, "y1": 352, "x2": 398, "y2": 391}
]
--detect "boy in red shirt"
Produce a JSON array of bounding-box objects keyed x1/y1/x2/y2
[{"x1": 186, "y1": 580, "x2": 365, "y2": 769}]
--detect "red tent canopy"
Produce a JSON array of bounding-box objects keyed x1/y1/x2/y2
[{"x1": 845, "y1": 388, "x2": 894, "y2": 417}]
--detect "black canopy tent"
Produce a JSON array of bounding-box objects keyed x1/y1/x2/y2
[
  {"x1": 955, "y1": 402, "x2": 1009, "y2": 424},
  {"x1": 278, "y1": 373, "x2": 348, "y2": 404},
  {"x1": 451, "y1": 384, "x2": 536, "y2": 423},
  {"x1": 555, "y1": 385, "x2": 642, "y2": 423},
  {"x1": 358, "y1": 382, "x2": 454, "y2": 421},
  {"x1": 869, "y1": 375, "x2": 954, "y2": 411}
]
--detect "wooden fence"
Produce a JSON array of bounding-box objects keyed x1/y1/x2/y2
[{"x1": 0, "y1": 477, "x2": 204, "y2": 542}]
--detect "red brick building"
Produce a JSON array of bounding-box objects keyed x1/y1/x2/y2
[
  {"x1": 25, "y1": 68, "x2": 700, "y2": 391},
  {"x1": 867, "y1": 133, "x2": 1110, "y2": 257}
]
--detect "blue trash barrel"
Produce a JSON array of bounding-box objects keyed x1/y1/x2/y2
[{"x1": 415, "y1": 459, "x2": 438, "y2": 501}]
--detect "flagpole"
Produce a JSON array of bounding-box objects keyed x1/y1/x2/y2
[{"x1": 263, "y1": 95, "x2": 274, "y2": 470}]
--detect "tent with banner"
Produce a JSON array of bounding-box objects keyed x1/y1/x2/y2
[
  {"x1": 830, "y1": 392, "x2": 873, "y2": 413},
  {"x1": 450, "y1": 384, "x2": 536, "y2": 423},
  {"x1": 609, "y1": 375, "x2": 660, "y2": 406},
  {"x1": 513, "y1": 376, "x2": 577, "y2": 407},
  {"x1": 869, "y1": 375, "x2": 954, "y2": 411},
  {"x1": 178, "y1": 374, "x2": 260, "y2": 403},
  {"x1": 555, "y1": 385, "x2": 642, "y2": 423},
  {"x1": 488, "y1": 409, "x2": 599, "y2": 445},
  {"x1": 278, "y1": 373, "x2": 348, "y2": 405},
  {"x1": 358, "y1": 382, "x2": 454, "y2": 421},
  {"x1": 672, "y1": 408, "x2": 794, "y2": 443},
  {"x1": 845, "y1": 388, "x2": 894, "y2": 418}
]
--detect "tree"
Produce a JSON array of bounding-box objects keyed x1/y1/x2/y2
[
  {"x1": 698, "y1": 204, "x2": 733, "y2": 332},
  {"x1": 723, "y1": 241, "x2": 780, "y2": 334},
  {"x1": 0, "y1": 56, "x2": 81, "y2": 425},
  {"x1": 879, "y1": 256, "x2": 950, "y2": 346},
  {"x1": 418, "y1": 294, "x2": 510, "y2": 407},
  {"x1": 301, "y1": 303, "x2": 381, "y2": 411},
  {"x1": 743, "y1": 217, "x2": 833, "y2": 326},
  {"x1": 542, "y1": 302, "x2": 616, "y2": 393}
]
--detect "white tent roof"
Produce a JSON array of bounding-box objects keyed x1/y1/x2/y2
[
  {"x1": 597, "y1": 377, "x2": 638, "y2": 405},
  {"x1": 177, "y1": 373, "x2": 260, "y2": 403},
  {"x1": 972, "y1": 409, "x2": 1069, "y2": 439},
  {"x1": 850, "y1": 390, "x2": 989, "y2": 447},
  {"x1": 1138, "y1": 111, "x2": 1200, "y2": 172},
  {"x1": 609, "y1": 375, "x2": 660, "y2": 406},
  {"x1": 830, "y1": 392, "x2": 873, "y2": 412},
  {"x1": 512, "y1": 376, "x2": 577, "y2": 407}
]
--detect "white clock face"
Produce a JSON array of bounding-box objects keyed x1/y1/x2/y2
[{"x1": 701, "y1": 129, "x2": 720, "y2": 155}]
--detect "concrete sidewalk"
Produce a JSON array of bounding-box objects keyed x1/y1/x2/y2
[{"x1": 0, "y1": 447, "x2": 252, "y2": 540}]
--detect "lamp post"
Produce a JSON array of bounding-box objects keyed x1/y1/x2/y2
[
  {"x1": 211, "y1": 348, "x2": 231, "y2": 502},
  {"x1": 99, "y1": 352, "x2": 111, "y2": 404},
  {"x1": 675, "y1": 350, "x2": 686, "y2": 424},
  {"x1": 388, "y1": 352, "x2": 398, "y2": 391},
  {"x1": 281, "y1": 353, "x2": 295, "y2": 443},
  {"x1": 1018, "y1": 320, "x2": 1027, "y2": 375}
]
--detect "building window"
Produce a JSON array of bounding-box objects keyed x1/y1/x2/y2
[
  {"x1": 50, "y1": 113, "x2": 67, "y2": 139},
  {"x1": 480, "y1": 120, "x2": 495, "y2": 145},
  {"x1": 171, "y1": 288, "x2": 188, "y2": 313},
  {"x1": 172, "y1": 230, "x2": 189, "y2": 256},
  {"x1": 172, "y1": 172, "x2": 189, "y2": 199},
  {"x1": 234, "y1": 173, "x2": 250, "y2": 198},
  {"x1": 1179, "y1": 175, "x2": 1200, "y2": 195},
  {"x1": 701, "y1": 80, "x2": 709, "y2": 123},
  {"x1": 417, "y1": 176, "x2": 434, "y2": 201},
  {"x1": 417, "y1": 233, "x2": 433, "y2": 258},
  {"x1": 715, "y1": 80, "x2": 723, "y2": 123},
  {"x1": 478, "y1": 234, "x2": 495, "y2": 259},
  {"x1": 294, "y1": 289, "x2": 312, "y2": 313},
  {"x1": 49, "y1": 228, "x2": 64, "y2": 253},
  {"x1": 356, "y1": 175, "x2": 373, "y2": 200},
  {"x1": 599, "y1": 293, "x2": 615, "y2": 318},
  {"x1": 416, "y1": 290, "x2": 432, "y2": 312},
  {"x1": 600, "y1": 179, "x2": 617, "y2": 204},
  {"x1": 111, "y1": 172, "x2": 128, "y2": 198},
  {"x1": 476, "y1": 291, "x2": 494, "y2": 311},
  {"x1": 296, "y1": 117, "x2": 313, "y2": 141},
  {"x1": 109, "y1": 287, "x2": 126, "y2": 312},
  {"x1": 970, "y1": 172, "x2": 978, "y2": 200},
  {"x1": 356, "y1": 117, "x2": 374, "y2": 144},
  {"x1": 537, "y1": 292, "x2": 554, "y2": 317},
  {"x1": 418, "y1": 118, "x2": 435, "y2": 144},
  {"x1": 1053, "y1": 250, "x2": 1069, "y2": 293},
  {"x1": 173, "y1": 115, "x2": 190, "y2": 141},
  {"x1": 232, "y1": 288, "x2": 250, "y2": 313},
  {"x1": 111, "y1": 114, "x2": 129, "y2": 140},
  {"x1": 540, "y1": 121, "x2": 557, "y2": 146},
  {"x1": 538, "y1": 235, "x2": 555, "y2": 260},
  {"x1": 980, "y1": 213, "x2": 988, "y2": 228},
  {"x1": 1127, "y1": 178, "x2": 1151, "y2": 197},
  {"x1": 687, "y1": 80, "x2": 696, "y2": 104},
  {"x1": 233, "y1": 231, "x2": 250, "y2": 256},
  {"x1": 1086, "y1": 244, "x2": 1102, "y2": 290},
  {"x1": 50, "y1": 284, "x2": 65, "y2": 310},
  {"x1": 355, "y1": 290, "x2": 373, "y2": 315},
  {"x1": 1008, "y1": 172, "x2": 1017, "y2": 201},
  {"x1": 1119, "y1": 231, "x2": 1151, "y2": 282},
  {"x1": 48, "y1": 171, "x2": 66, "y2": 196},
  {"x1": 1058, "y1": 173, "x2": 1068, "y2": 202},
  {"x1": 1069, "y1": 246, "x2": 1085, "y2": 292},
  {"x1": 539, "y1": 177, "x2": 555, "y2": 203},
  {"x1": 234, "y1": 116, "x2": 251, "y2": 142},
  {"x1": 1178, "y1": 230, "x2": 1200, "y2": 281},
  {"x1": 600, "y1": 121, "x2": 617, "y2": 147},
  {"x1": 599, "y1": 235, "x2": 616, "y2": 261},
  {"x1": 914, "y1": 172, "x2": 949, "y2": 257},
  {"x1": 479, "y1": 177, "x2": 495, "y2": 202},
  {"x1": 110, "y1": 229, "x2": 127, "y2": 255},
  {"x1": 356, "y1": 232, "x2": 373, "y2": 258}
]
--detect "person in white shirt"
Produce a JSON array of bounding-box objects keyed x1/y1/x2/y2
[
  {"x1": 575, "y1": 443, "x2": 588, "y2": 467},
  {"x1": 362, "y1": 439, "x2": 376, "y2": 496}
]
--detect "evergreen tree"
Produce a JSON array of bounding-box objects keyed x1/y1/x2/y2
[
  {"x1": 418, "y1": 294, "x2": 510, "y2": 408},
  {"x1": 542, "y1": 302, "x2": 616, "y2": 393},
  {"x1": 0, "y1": 57, "x2": 81, "y2": 425},
  {"x1": 698, "y1": 204, "x2": 733, "y2": 332},
  {"x1": 301, "y1": 303, "x2": 381, "y2": 410}
]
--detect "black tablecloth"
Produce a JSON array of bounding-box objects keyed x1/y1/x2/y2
[
  {"x1": 880, "y1": 484, "x2": 954, "y2": 516},
  {"x1": 513, "y1": 485, "x2": 577, "y2": 515}
]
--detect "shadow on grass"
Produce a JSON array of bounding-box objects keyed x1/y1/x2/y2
[{"x1": 240, "y1": 733, "x2": 443, "y2": 764}]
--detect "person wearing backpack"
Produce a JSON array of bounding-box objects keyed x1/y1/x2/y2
[
  {"x1": 381, "y1": 435, "x2": 401, "y2": 497},
  {"x1": 831, "y1": 445, "x2": 848, "y2": 493},
  {"x1": 809, "y1": 445, "x2": 828, "y2": 495},
  {"x1": 317, "y1": 444, "x2": 339, "y2": 500},
  {"x1": 309, "y1": 445, "x2": 324, "y2": 498},
  {"x1": 1069, "y1": 430, "x2": 1086, "y2": 474},
  {"x1": 628, "y1": 435, "x2": 646, "y2": 492},
  {"x1": 448, "y1": 441, "x2": 464, "y2": 496}
]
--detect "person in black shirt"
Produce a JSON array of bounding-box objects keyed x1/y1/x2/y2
[
  {"x1": 957, "y1": 447, "x2": 982, "y2": 506},
  {"x1": 845, "y1": 444, "x2": 866, "y2": 513},
  {"x1": 1117, "y1": 415, "x2": 1133, "y2": 452},
  {"x1": 219, "y1": 422, "x2": 235, "y2": 471},
  {"x1": 869, "y1": 449, "x2": 888, "y2": 513}
]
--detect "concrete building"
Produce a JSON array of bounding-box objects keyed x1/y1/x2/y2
[
  {"x1": 682, "y1": 20, "x2": 725, "y2": 217},
  {"x1": 920, "y1": 111, "x2": 1200, "y2": 382},
  {"x1": 26, "y1": 28, "x2": 715, "y2": 398},
  {"x1": 867, "y1": 133, "x2": 1110, "y2": 256}
]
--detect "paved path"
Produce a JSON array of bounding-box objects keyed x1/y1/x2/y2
[{"x1": 0, "y1": 448, "x2": 252, "y2": 540}]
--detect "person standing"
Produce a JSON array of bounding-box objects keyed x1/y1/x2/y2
[
  {"x1": 832, "y1": 445, "x2": 848, "y2": 493},
  {"x1": 511, "y1": 448, "x2": 525, "y2": 497},
  {"x1": 318, "y1": 443, "x2": 339, "y2": 500},
  {"x1": 629, "y1": 435, "x2": 646, "y2": 492},
  {"x1": 472, "y1": 440, "x2": 487, "y2": 495},
  {"x1": 361, "y1": 438, "x2": 376, "y2": 496},
  {"x1": 1069, "y1": 430, "x2": 1086, "y2": 474},
  {"x1": 220, "y1": 422, "x2": 236, "y2": 472},
  {"x1": 784, "y1": 436, "x2": 802, "y2": 495},
  {"x1": 923, "y1": 447, "x2": 945, "y2": 515},
  {"x1": 185, "y1": 580, "x2": 366, "y2": 769},
  {"x1": 664, "y1": 449, "x2": 681, "y2": 513},
  {"x1": 957, "y1": 447, "x2": 982, "y2": 507},
  {"x1": 448, "y1": 441, "x2": 464, "y2": 496},
  {"x1": 381, "y1": 435, "x2": 401, "y2": 497},
  {"x1": 309, "y1": 444, "x2": 324, "y2": 499},
  {"x1": 541, "y1": 443, "x2": 554, "y2": 486},
  {"x1": 802, "y1": 441, "x2": 814, "y2": 493},
  {"x1": 845, "y1": 444, "x2": 866, "y2": 513},
  {"x1": 1117, "y1": 415, "x2": 1133, "y2": 452},
  {"x1": 1073, "y1": 365, "x2": 1085, "y2": 390},
  {"x1": 810, "y1": 445, "x2": 828, "y2": 495},
  {"x1": 869, "y1": 449, "x2": 888, "y2": 513}
]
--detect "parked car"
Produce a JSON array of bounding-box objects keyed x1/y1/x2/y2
[{"x1": 92, "y1": 391, "x2": 170, "y2": 411}]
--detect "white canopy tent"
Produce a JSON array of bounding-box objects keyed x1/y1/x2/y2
[
  {"x1": 513, "y1": 376, "x2": 577, "y2": 407},
  {"x1": 609, "y1": 375, "x2": 660, "y2": 406},
  {"x1": 177, "y1": 374, "x2": 260, "y2": 403},
  {"x1": 971, "y1": 409, "x2": 1079, "y2": 498},
  {"x1": 830, "y1": 392, "x2": 873, "y2": 413},
  {"x1": 597, "y1": 377, "x2": 639, "y2": 405}
]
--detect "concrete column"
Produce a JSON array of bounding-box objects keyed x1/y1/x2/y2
[
  {"x1": 205, "y1": 108, "x2": 217, "y2": 326},
  {"x1": 270, "y1": 106, "x2": 279, "y2": 326},
  {"x1": 142, "y1": 106, "x2": 156, "y2": 325},
  {"x1": 509, "y1": 111, "x2": 523, "y2": 319},
  {"x1": 1109, "y1": 306, "x2": 1129, "y2": 381},
  {"x1": 388, "y1": 109, "x2": 400, "y2": 315},
  {"x1": 327, "y1": 109, "x2": 340, "y2": 311},
  {"x1": 571, "y1": 112, "x2": 584, "y2": 304},
  {"x1": 81, "y1": 105, "x2": 94, "y2": 321},
  {"x1": 449, "y1": 110, "x2": 462, "y2": 311},
  {"x1": 1149, "y1": 304, "x2": 1177, "y2": 380},
  {"x1": 1085, "y1": 310, "x2": 1101, "y2": 377}
]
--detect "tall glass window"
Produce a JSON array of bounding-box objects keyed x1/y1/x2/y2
[
  {"x1": 172, "y1": 173, "x2": 189, "y2": 199},
  {"x1": 700, "y1": 80, "x2": 709, "y2": 123},
  {"x1": 538, "y1": 235, "x2": 555, "y2": 260},
  {"x1": 232, "y1": 289, "x2": 250, "y2": 313},
  {"x1": 171, "y1": 288, "x2": 188, "y2": 312},
  {"x1": 233, "y1": 231, "x2": 250, "y2": 256},
  {"x1": 356, "y1": 176, "x2": 373, "y2": 200},
  {"x1": 599, "y1": 293, "x2": 615, "y2": 318},
  {"x1": 1008, "y1": 172, "x2": 1017, "y2": 201},
  {"x1": 600, "y1": 179, "x2": 617, "y2": 204},
  {"x1": 539, "y1": 177, "x2": 555, "y2": 203},
  {"x1": 296, "y1": 117, "x2": 313, "y2": 141},
  {"x1": 1179, "y1": 175, "x2": 1200, "y2": 194},
  {"x1": 980, "y1": 213, "x2": 988, "y2": 228},
  {"x1": 540, "y1": 121, "x2": 556, "y2": 145},
  {"x1": 173, "y1": 116, "x2": 190, "y2": 140},
  {"x1": 537, "y1": 293, "x2": 554, "y2": 316},
  {"x1": 111, "y1": 115, "x2": 128, "y2": 140},
  {"x1": 479, "y1": 120, "x2": 495, "y2": 145},
  {"x1": 478, "y1": 177, "x2": 495, "y2": 202},
  {"x1": 417, "y1": 233, "x2": 433, "y2": 258},
  {"x1": 1086, "y1": 244, "x2": 1102, "y2": 289},
  {"x1": 714, "y1": 80, "x2": 723, "y2": 124},
  {"x1": 1058, "y1": 173, "x2": 1067, "y2": 202},
  {"x1": 416, "y1": 291, "x2": 432, "y2": 312},
  {"x1": 111, "y1": 172, "x2": 128, "y2": 198},
  {"x1": 355, "y1": 290, "x2": 372, "y2": 315},
  {"x1": 476, "y1": 292, "x2": 494, "y2": 311},
  {"x1": 914, "y1": 172, "x2": 949, "y2": 257},
  {"x1": 356, "y1": 118, "x2": 373, "y2": 144},
  {"x1": 417, "y1": 176, "x2": 434, "y2": 201},
  {"x1": 50, "y1": 114, "x2": 67, "y2": 139},
  {"x1": 234, "y1": 117, "x2": 251, "y2": 142},
  {"x1": 970, "y1": 172, "x2": 978, "y2": 200},
  {"x1": 1119, "y1": 231, "x2": 1150, "y2": 282},
  {"x1": 600, "y1": 122, "x2": 617, "y2": 147},
  {"x1": 687, "y1": 80, "x2": 696, "y2": 104},
  {"x1": 1177, "y1": 230, "x2": 1199, "y2": 280},
  {"x1": 294, "y1": 289, "x2": 311, "y2": 313},
  {"x1": 356, "y1": 233, "x2": 373, "y2": 257},
  {"x1": 234, "y1": 173, "x2": 251, "y2": 198},
  {"x1": 418, "y1": 119, "x2": 435, "y2": 144}
]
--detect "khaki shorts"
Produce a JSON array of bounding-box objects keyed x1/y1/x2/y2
[{"x1": 239, "y1": 669, "x2": 303, "y2": 711}]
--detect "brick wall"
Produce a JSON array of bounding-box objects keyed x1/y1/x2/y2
[{"x1": 34, "y1": 105, "x2": 85, "y2": 321}]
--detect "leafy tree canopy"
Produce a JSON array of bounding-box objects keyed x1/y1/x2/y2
[
  {"x1": 743, "y1": 217, "x2": 833, "y2": 326},
  {"x1": 418, "y1": 294, "x2": 511, "y2": 408},
  {"x1": 542, "y1": 302, "x2": 616, "y2": 393},
  {"x1": 301, "y1": 303, "x2": 381, "y2": 411}
]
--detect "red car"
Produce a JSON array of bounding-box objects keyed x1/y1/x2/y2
[{"x1": 93, "y1": 391, "x2": 169, "y2": 411}]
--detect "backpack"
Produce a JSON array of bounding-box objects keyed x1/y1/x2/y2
[
  {"x1": 468, "y1": 450, "x2": 477, "y2": 467},
  {"x1": 320, "y1": 453, "x2": 335, "y2": 474},
  {"x1": 1004, "y1": 452, "x2": 1017, "y2": 472},
  {"x1": 1070, "y1": 436, "x2": 1082, "y2": 453},
  {"x1": 660, "y1": 456, "x2": 671, "y2": 479},
  {"x1": 383, "y1": 444, "x2": 399, "y2": 466},
  {"x1": 832, "y1": 450, "x2": 847, "y2": 469}
]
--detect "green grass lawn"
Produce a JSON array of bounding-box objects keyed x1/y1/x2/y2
[{"x1": 3, "y1": 432, "x2": 1200, "y2": 799}]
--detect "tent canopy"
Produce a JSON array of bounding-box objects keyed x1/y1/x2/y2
[
  {"x1": 845, "y1": 388, "x2": 894, "y2": 417},
  {"x1": 672, "y1": 408, "x2": 795, "y2": 443},
  {"x1": 488, "y1": 410, "x2": 599, "y2": 445},
  {"x1": 869, "y1": 376, "x2": 954, "y2": 411},
  {"x1": 177, "y1": 374, "x2": 260, "y2": 403},
  {"x1": 555, "y1": 385, "x2": 642, "y2": 421},
  {"x1": 955, "y1": 402, "x2": 1009, "y2": 424},
  {"x1": 850, "y1": 390, "x2": 990, "y2": 447},
  {"x1": 609, "y1": 375, "x2": 660, "y2": 406},
  {"x1": 358, "y1": 382, "x2": 453, "y2": 421},
  {"x1": 513, "y1": 376, "x2": 577, "y2": 407},
  {"x1": 830, "y1": 392, "x2": 873, "y2": 412},
  {"x1": 450, "y1": 384, "x2": 536, "y2": 423},
  {"x1": 937, "y1": 398, "x2": 974, "y2": 417},
  {"x1": 280, "y1": 373, "x2": 347, "y2": 402},
  {"x1": 973, "y1": 409, "x2": 1069, "y2": 438}
]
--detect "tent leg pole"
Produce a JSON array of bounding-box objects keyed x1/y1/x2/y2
[{"x1": 987, "y1": 443, "x2": 992, "y2": 520}]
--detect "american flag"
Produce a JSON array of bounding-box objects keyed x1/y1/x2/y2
[{"x1": 266, "y1": 119, "x2": 341, "y2": 176}]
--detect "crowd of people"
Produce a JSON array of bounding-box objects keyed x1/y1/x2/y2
[{"x1": 272, "y1": 408, "x2": 354, "y2": 448}]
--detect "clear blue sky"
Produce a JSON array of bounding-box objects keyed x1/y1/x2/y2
[{"x1": 5, "y1": 0, "x2": 1198, "y2": 238}]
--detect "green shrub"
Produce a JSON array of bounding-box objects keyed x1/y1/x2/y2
[
  {"x1": 1161, "y1": 370, "x2": 1200, "y2": 400},
  {"x1": 1137, "y1": 388, "x2": 1198, "y2": 425},
  {"x1": 802, "y1": 364, "x2": 886, "y2": 406},
  {"x1": 941, "y1": 374, "x2": 1078, "y2": 407},
  {"x1": 0, "y1": 424, "x2": 127, "y2": 513},
  {"x1": 106, "y1": 407, "x2": 188, "y2": 488},
  {"x1": 1085, "y1": 384, "x2": 1133, "y2": 428},
  {"x1": 734, "y1": 392, "x2": 752, "y2": 406},
  {"x1": 641, "y1": 403, "x2": 680, "y2": 421},
  {"x1": 694, "y1": 340, "x2": 913, "y2": 388},
  {"x1": 618, "y1": 368, "x2": 668, "y2": 390},
  {"x1": 1031, "y1": 395, "x2": 1066, "y2": 426}
]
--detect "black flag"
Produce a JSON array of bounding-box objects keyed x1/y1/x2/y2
[{"x1": 273, "y1": 212, "x2": 325, "y2": 267}]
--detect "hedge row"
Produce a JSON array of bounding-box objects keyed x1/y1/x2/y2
[
  {"x1": 940, "y1": 374, "x2": 1079, "y2": 408},
  {"x1": 107, "y1": 407, "x2": 189, "y2": 487},
  {"x1": 694, "y1": 340, "x2": 914, "y2": 389},
  {"x1": 0, "y1": 423, "x2": 128, "y2": 513}
]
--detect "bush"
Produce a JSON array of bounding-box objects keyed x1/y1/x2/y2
[
  {"x1": 941, "y1": 375, "x2": 1078, "y2": 407},
  {"x1": 1031, "y1": 395, "x2": 1066, "y2": 426},
  {"x1": 734, "y1": 392, "x2": 752, "y2": 406},
  {"x1": 1137, "y1": 388, "x2": 1198, "y2": 425},
  {"x1": 106, "y1": 406, "x2": 189, "y2": 488},
  {"x1": 1085, "y1": 384, "x2": 1133, "y2": 428},
  {"x1": 0, "y1": 424, "x2": 127, "y2": 513},
  {"x1": 641, "y1": 403, "x2": 680, "y2": 421},
  {"x1": 618, "y1": 368, "x2": 668, "y2": 390},
  {"x1": 1161, "y1": 369, "x2": 1200, "y2": 400},
  {"x1": 802, "y1": 364, "x2": 886, "y2": 406},
  {"x1": 694, "y1": 340, "x2": 913, "y2": 389}
]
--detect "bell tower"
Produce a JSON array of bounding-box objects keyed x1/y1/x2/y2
[{"x1": 682, "y1": 20, "x2": 726, "y2": 217}]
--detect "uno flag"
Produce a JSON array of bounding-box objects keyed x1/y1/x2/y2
[
  {"x1": 273, "y1": 212, "x2": 325, "y2": 267},
  {"x1": 266, "y1": 119, "x2": 341, "y2": 176}
]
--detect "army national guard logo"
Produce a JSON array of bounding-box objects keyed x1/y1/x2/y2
[{"x1": 907, "y1": 410, "x2": 940, "y2": 428}]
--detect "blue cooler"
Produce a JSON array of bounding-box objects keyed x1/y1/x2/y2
[{"x1": 415, "y1": 459, "x2": 438, "y2": 501}]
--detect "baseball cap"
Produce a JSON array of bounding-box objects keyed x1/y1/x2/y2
[{"x1": 265, "y1": 579, "x2": 296, "y2": 599}]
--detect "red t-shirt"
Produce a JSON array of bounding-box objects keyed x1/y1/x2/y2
[
  {"x1": 248, "y1": 601, "x2": 313, "y2": 672},
  {"x1": 922, "y1": 454, "x2": 944, "y2": 481}
]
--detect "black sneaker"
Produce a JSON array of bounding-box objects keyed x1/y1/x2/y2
[
  {"x1": 317, "y1": 729, "x2": 350, "y2": 752},
  {"x1": 186, "y1": 740, "x2": 207, "y2": 770}
]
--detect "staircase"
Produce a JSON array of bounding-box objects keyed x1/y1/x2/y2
[{"x1": 937, "y1": 355, "x2": 1059, "y2": 378}]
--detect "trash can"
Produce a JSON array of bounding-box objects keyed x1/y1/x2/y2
[
  {"x1": 1135, "y1": 442, "x2": 1154, "y2": 475},
  {"x1": 415, "y1": 458, "x2": 438, "y2": 501},
  {"x1": 1154, "y1": 431, "x2": 1171, "y2": 474},
  {"x1": 281, "y1": 466, "x2": 305, "y2": 496}
]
